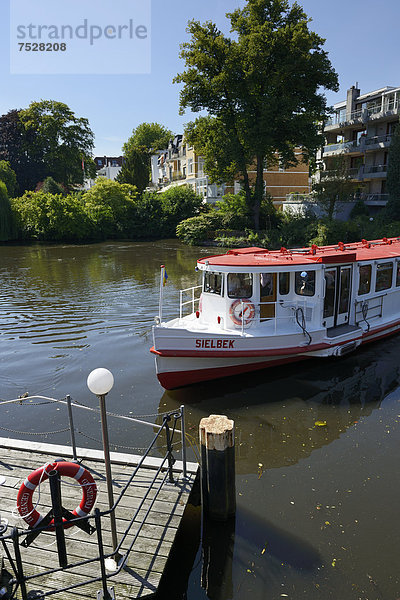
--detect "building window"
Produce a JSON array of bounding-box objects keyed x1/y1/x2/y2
[
  {"x1": 198, "y1": 157, "x2": 205, "y2": 176},
  {"x1": 375, "y1": 262, "x2": 393, "y2": 292},
  {"x1": 196, "y1": 178, "x2": 207, "y2": 197},
  {"x1": 358, "y1": 264, "x2": 371, "y2": 295},
  {"x1": 188, "y1": 158, "x2": 193, "y2": 175},
  {"x1": 204, "y1": 272, "x2": 223, "y2": 296},
  {"x1": 295, "y1": 271, "x2": 315, "y2": 296}
]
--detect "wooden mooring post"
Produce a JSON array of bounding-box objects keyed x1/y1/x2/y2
[{"x1": 199, "y1": 415, "x2": 236, "y2": 521}]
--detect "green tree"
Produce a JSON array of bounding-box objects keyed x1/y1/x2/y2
[
  {"x1": 116, "y1": 147, "x2": 149, "y2": 193},
  {"x1": 11, "y1": 191, "x2": 92, "y2": 241},
  {"x1": 313, "y1": 156, "x2": 358, "y2": 219},
  {"x1": 83, "y1": 178, "x2": 138, "y2": 238},
  {"x1": 386, "y1": 118, "x2": 400, "y2": 219},
  {"x1": 0, "y1": 109, "x2": 35, "y2": 192},
  {"x1": 176, "y1": 212, "x2": 223, "y2": 245},
  {"x1": 40, "y1": 176, "x2": 66, "y2": 195},
  {"x1": 125, "y1": 122, "x2": 172, "y2": 151},
  {"x1": 0, "y1": 180, "x2": 14, "y2": 241},
  {"x1": 0, "y1": 160, "x2": 17, "y2": 197},
  {"x1": 160, "y1": 185, "x2": 203, "y2": 236},
  {"x1": 118, "y1": 122, "x2": 173, "y2": 190},
  {"x1": 175, "y1": 0, "x2": 338, "y2": 229},
  {"x1": 18, "y1": 100, "x2": 95, "y2": 189}
]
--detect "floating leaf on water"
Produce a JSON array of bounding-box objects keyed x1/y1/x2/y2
[
  {"x1": 315, "y1": 421, "x2": 327, "y2": 427},
  {"x1": 332, "y1": 558, "x2": 337, "y2": 567}
]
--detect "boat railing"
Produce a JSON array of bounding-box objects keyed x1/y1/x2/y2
[
  {"x1": 179, "y1": 285, "x2": 202, "y2": 319},
  {"x1": 355, "y1": 294, "x2": 385, "y2": 331},
  {"x1": 234, "y1": 299, "x2": 309, "y2": 337}
]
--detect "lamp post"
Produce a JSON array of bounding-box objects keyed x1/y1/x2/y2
[{"x1": 87, "y1": 368, "x2": 118, "y2": 557}]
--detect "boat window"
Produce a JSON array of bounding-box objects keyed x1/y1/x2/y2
[
  {"x1": 358, "y1": 264, "x2": 371, "y2": 295},
  {"x1": 260, "y1": 273, "x2": 274, "y2": 297},
  {"x1": 204, "y1": 272, "x2": 223, "y2": 295},
  {"x1": 396, "y1": 261, "x2": 400, "y2": 287},
  {"x1": 295, "y1": 271, "x2": 315, "y2": 296},
  {"x1": 227, "y1": 273, "x2": 252, "y2": 299},
  {"x1": 375, "y1": 262, "x2": 393, "y2": 292},
  {"x1": 279, "y1": 273, "x2": 290, "y2": 296}
]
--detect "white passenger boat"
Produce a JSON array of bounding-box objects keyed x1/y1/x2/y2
[{"x1": 151, "y1": 238, "x2": 400, "y2": 389}]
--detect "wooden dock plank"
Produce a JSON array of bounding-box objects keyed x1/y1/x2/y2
[{"x1": 0, "y1": 441, "x2": 199, "y2": 599}]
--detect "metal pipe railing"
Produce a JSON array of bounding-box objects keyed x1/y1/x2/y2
[{"x1": 0, "y1": 407, "x2": 187, "y2": 599}]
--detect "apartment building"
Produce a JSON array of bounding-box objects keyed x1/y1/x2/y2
[
  {"x1": 320, "y1": 84, "x2": 400, "y2": 209},
  {"x1": 229, "y1": 151, "x2": 310, "y2": 210},
  {"x1": 83, "y1": 156, "x2": 123, "y2": 189},
  {"x1": 151, "y1": 136, "x2": 224, "y2": 202}
]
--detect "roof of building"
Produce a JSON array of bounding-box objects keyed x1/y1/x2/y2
[{"x1": 333, "y1": 86, "x2": 400, "y2": 109}]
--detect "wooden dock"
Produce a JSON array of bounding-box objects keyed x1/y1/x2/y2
[{"x1": 0, "y1": 437, "x2": 199, "y2": 599}]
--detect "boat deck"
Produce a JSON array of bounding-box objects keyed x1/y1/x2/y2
[{"x1": 0, "y1": 438, "x2": 198, "y2": 599}]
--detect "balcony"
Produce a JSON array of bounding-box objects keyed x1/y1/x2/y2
[
  {"x1": 323, "y1": 140, "x2": 359, "y2": 156},
  {"x1": 363, "y1": 193, "x2": 389, "y2": 206},
  {"x1": 363, "y1": 164, "x2": 387, "y2": 179},
  {"x1": 320, "y1": 167, "x2": 360, "y2": 180},
  {"x1": 368, "y1": 103, "x2": 400, "y2": 122},
  {"x1": 325, "y1": 108, "x2": 364, "y2": 130},
  {"x1": 364, "y1": 133, "x2": 392, "y2": 151},
  {"x1": 325, "y1": 101, "x2": 399, "y2": 131}
]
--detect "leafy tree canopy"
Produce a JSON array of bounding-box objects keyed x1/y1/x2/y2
[
  {"x1": 175, "y1": 0, "x2": 338, "y2": 229},
  {"x1": 83, "y1": 178, "x2": 138, "y2": 238},
  {"x1": 123, "y1": 122, "x2": 173, "y2": 154},
  {"x1": 0, "y1": 180, "x2": 14, "y2": 241},
  {"x1": 0, "y1": 109, "x2": 33, "y2": 193},
  {"x1": 39, "y1": 176, "x2": 66, "y2": 195},
  {"x1": 118, "y1": 122, "x2": 173, "y2": 191},
  {"x1": 386, "y1": 118, "x2": 400, "y2": 220},
  {"x1": 11, "y1": 191, "x2": 91, "y2": 242},
  {"x1": 0, "y1": 160, "x2": 17, "y2": 197},
  {"x1": 18, "y1": 100, "x2": 95, "y2": 189},
  {"x1": 116, "y1": 147, "x2": 149, "y2": 193}
]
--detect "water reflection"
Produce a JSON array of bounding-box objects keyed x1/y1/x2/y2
[{"x1": 159, "y1": 342, "x2": 400, "y2": 474}]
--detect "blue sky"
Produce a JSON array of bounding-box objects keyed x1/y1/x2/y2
[{"x1": 1, "y1": 0, "x2": 399, "y2": 156}]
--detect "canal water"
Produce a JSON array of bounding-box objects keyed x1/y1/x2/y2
[{"x1": 1, "y1": 240, "x2": 400, "y2": 599}]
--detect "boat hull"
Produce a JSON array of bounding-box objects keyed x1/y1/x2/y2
[
  {"x1": 151, "y1": 317, "x2": 400, "y2": 389},
  {"x1": 153, "y1": 353, "x2": 309, "y2": 389}
]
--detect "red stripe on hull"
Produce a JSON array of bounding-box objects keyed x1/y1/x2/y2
[
  {"x1": 157, "y1": 355, "x2": 308, "y2": 390},
  {"x1": 151, "y1": 341, "x2": 331, "y2": 358}
]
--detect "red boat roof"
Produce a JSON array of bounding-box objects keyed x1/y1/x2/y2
[{"x1": 197, "y1": 238, "x2": 400, "y2": 268}]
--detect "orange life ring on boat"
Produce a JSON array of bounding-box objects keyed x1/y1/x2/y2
[
  {"x1": 229, "y1": 299, "x2": 255, "y2": 326},
  {"x1": 17, "y1": 461, "x2": 97, "y2": 529}
]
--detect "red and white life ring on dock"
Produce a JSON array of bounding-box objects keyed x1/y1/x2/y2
[
  {"x1": 17, "y1": 461, "x2": 97, "y2": 529},
  {"x1": 229, "y1": 299, "x2": 255, "y2": 326}
]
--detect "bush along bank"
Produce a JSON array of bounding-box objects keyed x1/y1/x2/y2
[
  {"x1": 176, "y1": 195, "x2": 400, "y2": 249},
  {"x1": 9, "y1": 179, "x2": 204, "y2": 243}
]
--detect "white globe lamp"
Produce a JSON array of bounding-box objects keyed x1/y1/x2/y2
[{"x1": 87, "y1": 368, "x2": 114, "y2": 396}]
